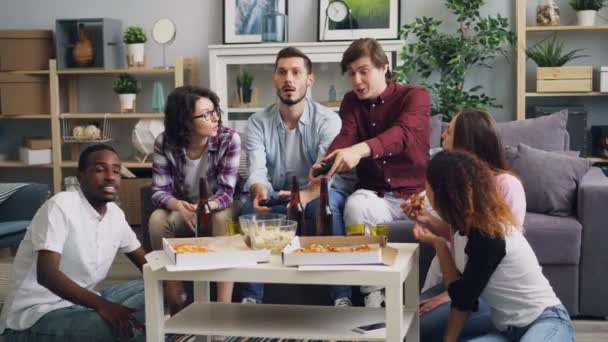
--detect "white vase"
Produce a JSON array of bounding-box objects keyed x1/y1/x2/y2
[
  {"x1": 126, "y1": 43, "x2": 145, "y2": 67},
  {"x1": 576, "y1": 10, "x2": 597, "y2": 26},
  {"x1": 119, "y1": 93, "x2": 137, "y2": 113}
]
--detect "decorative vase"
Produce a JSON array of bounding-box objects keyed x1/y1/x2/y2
[
  {"x1": 127, "y1": 43, "x2": 146, "y2": 67},
  {"x1": 576, "y1": 10, "x2": 597, "y2": 26},
  {"x1": 241, "y1": 87, "x2": 253, "y2": 103},
  {"x1": 119, "y1": 93, "x2": 137, "y2": 113},
  {"x1": 72, "y1": 23, "x2": 95, "y2": 67},
  {"x1": 152, "y1": 81, "x2": 165, "y2": 113},
  {"x1": 262, "y1": 0, "x2": 287, "y2": 42}
]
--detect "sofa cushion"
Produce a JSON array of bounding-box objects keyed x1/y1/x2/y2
[
  {"x1": 429, "y1": 114, "x2": 443, "y2": 149},
  {"x1": 506, "y1": 143, "x2": 591, "y2": 216},
  {"x1": 523, "y1": 212, "x2": 581, "y2": 265},
  {"x1": 0, "y1": 220, "x2": 30, "y2": 237},
  {"x1": 497, "y1": 110, "x2": 568, "y2": 152}
]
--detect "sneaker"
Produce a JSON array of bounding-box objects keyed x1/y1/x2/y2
[
  {"x1": 364, "y1": 290, "x2": 385, "y2": 308},
  {"x1": 241, "y1": 297, "x2": 259, "y2": 304},
  {"x1": 334, "y1": 297, "x2": 353, "y2": 307}
]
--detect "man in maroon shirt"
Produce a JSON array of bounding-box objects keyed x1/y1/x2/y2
[{"x1": 319, "y1": 38, "x2": 430, "y2": 307}]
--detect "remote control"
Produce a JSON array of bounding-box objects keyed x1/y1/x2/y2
[
  {"x1": 313, "y1": 159, "x2": 335, "y2": 177},
  {"x1": 259, "y1": 196, "x2": 291, "y2": 207}
]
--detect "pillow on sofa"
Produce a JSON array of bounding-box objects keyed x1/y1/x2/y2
[
  {"x1": 497, "y1": 110, "x2": 568, "y2": 152},
  {"x1": 505, "y1": 143, "x2": 591, "y2": 216},
  {"x1": 429, "y1": 114, "x2": 443, "y2": 148}
]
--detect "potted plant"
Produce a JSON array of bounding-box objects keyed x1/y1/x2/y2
[
  {"x1": 570, "y1": 0, "x2": 606, "y2": 26},
  {"x1": 526, "y1": 34, "x2": 590, "y2": 92},
  {"x1": 113, "y1": 73, "x2": 142, "y2": 112},
  {"x1": 236, "y1": 70, "x2": 254, "y2": 104},
  {"x1": 123, "y1": 26, "x2": 147, "y2": 67},
  {"x1": 394, "y1": 0, "x2": 514, "y2": 121}
]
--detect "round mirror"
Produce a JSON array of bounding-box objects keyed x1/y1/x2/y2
[{"x1": 152, "y1": 18, "x2": 176, "y2": 44}]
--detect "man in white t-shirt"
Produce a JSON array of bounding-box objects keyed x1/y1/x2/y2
[{"x1": 0, "y1": 144, "x2": 147, "y2": 342}]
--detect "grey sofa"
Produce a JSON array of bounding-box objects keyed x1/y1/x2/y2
[
  {"x1": 0, "y1": 184, "x2": 49, "y2": 249},
  {"x1": 387, "y1": 112, "x2": 608, "y2": 317}
]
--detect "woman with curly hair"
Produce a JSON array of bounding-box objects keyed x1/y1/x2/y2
[
  {"x1": 148, "y1": 86, "x2": 241, "y2": 314},
  {"x1": 403, "y1": 108, "x2": 527, "y2": 341},
  {"x1": 416, "y1": 150, "x2": 574, "y2": 341}
]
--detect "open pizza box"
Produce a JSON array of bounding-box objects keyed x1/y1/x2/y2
[
  {"x1": 145, "y1": 235, "x2": 270, "y2": 272},
  {"x1": 281, "y1": 236, "x2": 397, "y2": 267}
]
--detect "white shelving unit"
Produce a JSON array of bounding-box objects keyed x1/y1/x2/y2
[{"x1": 208, "y1": 41, "x2": 404, "y2": 134}]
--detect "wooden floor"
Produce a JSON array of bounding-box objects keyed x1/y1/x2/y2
[{"x1": 574, "y1": 319, "x2": 608, "y2": 342}]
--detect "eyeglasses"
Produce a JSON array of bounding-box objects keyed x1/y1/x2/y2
[{"x1": 192, "y1": 108, "x2": 222, "y2": 121}]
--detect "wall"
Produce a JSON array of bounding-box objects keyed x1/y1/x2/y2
[{"x1": 0, "y1": 0, "x2": 516, "y2": 122}]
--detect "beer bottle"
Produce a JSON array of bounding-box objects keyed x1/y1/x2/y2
[
  {"x1": 316, "y1": 178, "x2": 333, "y2": 236},
  {"x1": 287, "y1": 176, "x2": 306, "y2": 236},
  {"x1": 197, "y1": 177, "x2": 213, "y2": 237}
]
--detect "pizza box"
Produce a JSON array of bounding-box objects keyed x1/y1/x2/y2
[
  {"x1": 281, "y1": 236, "x2": 397, "y2": 266},
  {"x1": 158, "y1": 235, "x2": 270, "y2": 270}
]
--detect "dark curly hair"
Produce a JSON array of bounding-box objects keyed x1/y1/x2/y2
[
  {"x1": 78, "y1": 143, "x2": 118, "y2": 172},
  {"x1": 426, "y1": 150, "x2": 516, "y2": 238},
  {"x1": 163, "y1": 85, "x2": 221, "y2": 148}
]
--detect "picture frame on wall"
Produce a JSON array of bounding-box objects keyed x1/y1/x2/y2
[
  {"x1": 317, "y1": 0, "x2": 400, "y2": 41},
  {"x1": 223, "y1": 0, "x2": 288, "y2": 44}
]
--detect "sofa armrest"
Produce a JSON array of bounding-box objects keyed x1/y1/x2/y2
[
  {"x1": 577, "y1": 166, "x2": 608, "y2": 316},
  {"x1": 0, "y1": 184, "x2": 49, "y2": 222}
]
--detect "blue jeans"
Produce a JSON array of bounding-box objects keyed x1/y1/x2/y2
[
  {"x1": 3, "y1": 280, "x2": 145, "y2": 342},
  {"x1": 421, "y1": 283, "x2": 494, "y2": 342},
  {"x1": 467, "y1": 304, "x2": 575, "y2": 342},
  {"x1": 239, "y1": 189, "x2": 351, "y2": 302}
]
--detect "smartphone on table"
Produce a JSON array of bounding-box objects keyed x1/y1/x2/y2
[{"x1": 352, "y1": 322, "x2": 386, "y2": 334}]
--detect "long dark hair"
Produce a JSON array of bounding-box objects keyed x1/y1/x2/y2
[
  {"x1": 163, "y1": 85, "x2": 221, "y2": 148},
  {"x1": 426, "y1": 151, "x2": 515, "y2": 238},
  {"x1": 452, "y1": 108, "x2": 509, "y2": 172}
]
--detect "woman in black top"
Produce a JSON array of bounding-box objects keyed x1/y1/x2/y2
[{"x1": 415, "y1": 151, "x2": 574, "y2": 342}]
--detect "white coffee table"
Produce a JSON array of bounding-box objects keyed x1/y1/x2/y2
[{"x1": 143, "y1": 243, "x2": 419, "y2": 342}]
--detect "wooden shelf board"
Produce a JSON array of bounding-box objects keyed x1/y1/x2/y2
[
  {"x1": 0, "y1": 161, "x2": 52, "y2": 168},
  {"x1": 227, "y1": 107, "x2": 263, "y2": 113},
  {"x1": 61, "y1": 161, "x2": 152, "y2": 168},
  {"x1": 527, "y1": 24, "x2": 608, "y2": 32},
  {"x1": 0, "y1": 114, "x2": 51, "y2": 119},
  {"x1": 60, "y1": 113, "x2": 164, "y2": 119},
  {"x1": 7, "y1": 70, "x2": 50, "y2": 75},
  {"x1": 165, "y1": 302, "x2": 415, "y2": 341},
  {"x1": 588, "y1": 157, "x2": 608, "y2": 164},
  {"x1": 526, "y1": 92, "x2": 608, "y2": 97},
  {"x1": 57, "y1": 67, "x2": 175, "y2": 75}
]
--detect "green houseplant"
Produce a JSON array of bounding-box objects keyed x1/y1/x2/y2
[
  {"x1": 236, "y1": 70, "x2": 254, "y2": 104},
  {"x1": 570, "y1": 0, "x2": 607, "y2": 25},
  {"x1": 526, "y1": 34, "x2": 588, "y2": 67},
  {"x1": 123, "y1": 26, "x2": 147, "y2": 67},
  {"x1": 394, "y1": 0, "x2": 514, "y2": 120},
  {"x1": 526, "y1": 34, "x2": 591, "y2": 93},
  {"x1": 113, "y1": 73, "x2": 141, "y2": 113}
]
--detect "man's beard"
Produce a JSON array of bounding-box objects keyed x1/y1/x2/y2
[{"x1": 277, "y1": 87, "x2": 307, "y2": 106}]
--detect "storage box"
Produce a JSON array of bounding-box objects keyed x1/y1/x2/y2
[
  {"x1": 162, "y1": 235, "x2": 270, "y2": 270},
  {"x1": 536, "y1": 66, "x2": 593, "y2": 93},
  {"x1": 0, "y1": 30, "x2": 53, "y2": 71},
  {"x1": 19, "y1": 147, "x2": 51, "y2": 165},
  {"x1": 0, "y1": 74, "x2": 50, "y2": 115},
  {"x1": 117, "y1": 177, "x2": 150, "y2": 225},
  {"x1": 55, "y1": 18, "x2": 124, "y2": 69},
  {"x1": 282, "y1": 236, "x2": 397, "y2": 266},
  {"x1": 24, "y1": 137, "x2": 52, "y2": 150}
]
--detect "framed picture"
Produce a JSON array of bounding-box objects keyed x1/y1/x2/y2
[
  {"x1": 223, "y1": 0, "x2": 288, "y2": 44},
  {"x1": 317, "y1": 0, "x2": 400, "y2": 41}
]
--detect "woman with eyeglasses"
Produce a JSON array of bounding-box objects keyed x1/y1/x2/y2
[{"x1": 149, "y1": 86, "x2": 241, "y2": 314}]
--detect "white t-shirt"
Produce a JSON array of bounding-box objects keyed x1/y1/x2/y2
[
  {"x1": 183, "y1": 147, "x2": 208, "y2": 202},
  {"x1": 284, "y1": 127, "x2": 311, "y2": 190},
  {"x1": 0, "y1": 190, "x2": 141, "y2": 332}
]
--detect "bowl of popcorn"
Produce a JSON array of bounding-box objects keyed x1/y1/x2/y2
[{"x1": 238, "y1": 213, "x2": 296, "y2": 254}]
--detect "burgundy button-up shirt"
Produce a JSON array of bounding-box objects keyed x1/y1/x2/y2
[{"x1": 327, "y1": 82, "x2": 430, "y2": 200}]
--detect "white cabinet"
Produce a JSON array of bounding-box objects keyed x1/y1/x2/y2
[{"x1": 208, "y1": 41, "x2": 403, "y2": 134}]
